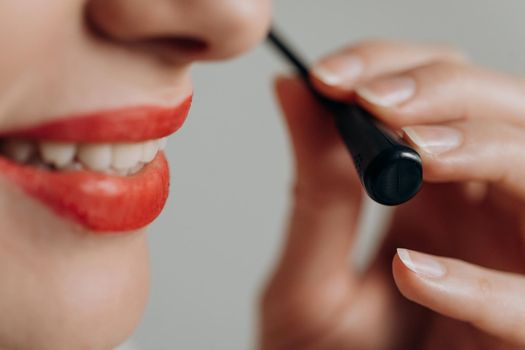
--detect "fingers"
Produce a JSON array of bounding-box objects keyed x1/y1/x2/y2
[
  {"x1": 314, "y1": 41, "x2": 525, "y2": 198},
  {"x1": 393, "y1": 249, "x2": 525, "y2": 345},
  {"x1": 355, "y1": 61, "x2": 525, "y2": 128},
  {"x1": 311, "y1": 40, "x2": 466, "y2": 100},
  {"x1": 262, "y1": 77, "x2": 420, "y2": 350},
  {"x1": 268, "y1": 76, "x2": 363, "y2": 289},
  {"x1": 275, "y1": 76, "x2": 362, "y2": 193},
  {"x1": 312, "y1": 40, "x2": 525, "y2": 127},
  {"x1": 401, "y1": 121, "x2": 525, "y2": 199}
]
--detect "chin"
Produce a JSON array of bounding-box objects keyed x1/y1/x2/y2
[
  {"x1": 0, "y1": 182, "x2": 150, "y2": 350},
  {"x1": 0, "y1": 95, "x2": 193, "y2": 348}
]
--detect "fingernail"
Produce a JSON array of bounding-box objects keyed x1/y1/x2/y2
[
  {"x1": 311, "y1": 55, "x2": 364, "y2": 88},
  {"x1": 397, "y1": 248, "x2": 446, "y2": 278},
  {"x1": 402, "y1": 126, "x2": 463, "y2": 155},
  {"x1": 357, "y1": 76, "x2": 416, "y2": 107}
]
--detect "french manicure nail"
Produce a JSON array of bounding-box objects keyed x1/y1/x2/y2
[
  {"x1": 402, "y1": 126, "x2": 463, "y2": 155},
  {"x1": 311, "y1": 55, "x2": 364, "y2": 88},
  {"x1": 397, "y1": 248, "x2": 446, "y2": 278},
  {"x1": 357, "y1": 76, "x2": 416, "y2": 107}
]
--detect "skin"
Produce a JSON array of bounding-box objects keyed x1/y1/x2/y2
[
  {"x1": 0, "y1": 1, "x2": 270, "y2": 349},
  {"x1": 260, "y1": 41, "x2": 525, "y2": 349},
  {"x1": 3, "y1": 2, "x2": 524, "y2": 349}
]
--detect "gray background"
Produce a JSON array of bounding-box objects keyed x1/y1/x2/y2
[{"x1": 128, "y1": 1, "x2": 525, "y2": 349}]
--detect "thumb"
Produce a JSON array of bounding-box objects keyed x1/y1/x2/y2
[
  {"x1": 393, "y1": 248, "x2": 525, "y2": 345},
  {"x1": 266, "y1": 76, "x2": 363, "y2": 289},
  {"x1": 275, "y1": 75, "x2": 361, "y2": 191}
]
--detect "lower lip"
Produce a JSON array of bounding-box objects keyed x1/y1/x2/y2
[{"x1": 0, "y1": 153, "x2": 170, "y2": 233}]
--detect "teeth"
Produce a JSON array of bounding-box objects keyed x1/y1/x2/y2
[
  {"x1": 112, "y1": 143, "x2": 143, "y2": 170},
  {"x1": 158, "y1": 137, "x2": 167, "y2": 151},
  {"x1": 0, "y1": 137, "x2": 167, "y2": 176},
  {"x1": 78, "y1": 144, "x2": 112, "y2": 171},
  {"x1": 129, "y1": 163, "x2": 144, "y2": 174},
  {"x1": 63, "y1": 162, "x2": 83, "y2": 171},
  {"x1": 141, "y1": 140, "x2": 159, "y2": 163},
  {"x1": 39, "y1": 142, "x2": 77, "y2": 168},
  {"x1": 115, "y1": 163, "x2": 144, "y2": 177},
  {"x1": 1, "y1": 139, "x2": 35, "y2": 162}
]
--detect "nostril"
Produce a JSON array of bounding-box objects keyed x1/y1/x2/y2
[
  {"x1": 149, "y1": 37, "x2": 208, "y2": 52},
  {"x1": 87, "y1": 21, "x2": 210, "y2": 62},
  {"x1": 84, "y1": 5, "x2": 210, "y2": 62},
  {"x1": 144, "y1": 36, "x2": 210, "y2": 56},
  {"x1": 131, "y1": 36, "x2": 210, "y2": 63}
]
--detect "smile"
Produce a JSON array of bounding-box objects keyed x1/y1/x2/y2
[{"x1": 0, "y1": 95, "x2": 193, "y2": 233}]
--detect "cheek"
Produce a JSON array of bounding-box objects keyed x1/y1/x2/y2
[
  {"x1": 0, "y1": 1, "x2": 78, "y2": 125},
  {"x1": 0, "y1": 182, "x2": 150, "y2": 349}
]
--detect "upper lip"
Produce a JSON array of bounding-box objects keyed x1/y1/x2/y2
[
  {"x1": 0, "y1": 94, "x2": 193, "y2": 233},
  {"x1": 0, "y1": 94, "x2": 193, "y2": 142}
]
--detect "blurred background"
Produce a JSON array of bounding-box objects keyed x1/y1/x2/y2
[{"x1": 123, "y1": 0, "x2": 525, "y2": 348}]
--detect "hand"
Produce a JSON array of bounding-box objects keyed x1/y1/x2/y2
[{"x1": 259, "y1": 40, "x2": 525, "y2": 349}]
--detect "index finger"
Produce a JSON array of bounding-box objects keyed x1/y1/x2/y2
[{"x1": 310, "y1": 40, "x2": 467, "y2": 100}]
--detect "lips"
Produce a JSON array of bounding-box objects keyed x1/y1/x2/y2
[
  {"x1": 0, "y1": 100, "x2": 192, "y2": 142},
  {"x1": 0, "y1": 95, "x2": 192, "y2": 233}
]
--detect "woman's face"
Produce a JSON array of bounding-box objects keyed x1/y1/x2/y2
[{"x1": 0, "y1": 1, "x2": 270, "y2": 349}]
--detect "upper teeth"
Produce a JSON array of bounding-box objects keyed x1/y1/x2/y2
[
  {"x1": 77, "y1": 144, "x2": 112, "y2": 172},
  {"x1": 40, "y1": 142, "x2": 77, "y2": 168},
  {"x1": 0, "y1": 137, "x2": 167, "y2": 176}
]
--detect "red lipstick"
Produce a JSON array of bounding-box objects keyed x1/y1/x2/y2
[
  {"x1": 0, "y1": 95, "x2": 192, "y2": 233},
  {"x1": 0, "y1": 96, "x2": 192, "y2": 142}
]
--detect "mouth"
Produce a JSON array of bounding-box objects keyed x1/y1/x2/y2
[{"x1": 0, "y1": 95, "x2": 192, "y2": 233}]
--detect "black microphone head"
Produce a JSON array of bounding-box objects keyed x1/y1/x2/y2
[{"x1": 363, "y1": 146, "x2": 423, "y2": 206}]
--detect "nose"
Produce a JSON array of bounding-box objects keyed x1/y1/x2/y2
[{"x1": 86, "y1": 0, "x2": 272, "y2": 62}]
